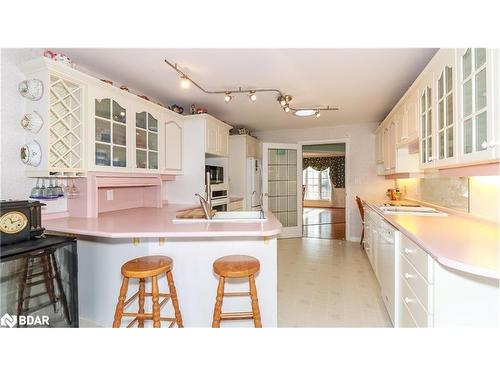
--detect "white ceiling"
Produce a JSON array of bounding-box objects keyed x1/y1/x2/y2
[{"x1": 64, "y1": 48, "x2": 437, "y2": 131}]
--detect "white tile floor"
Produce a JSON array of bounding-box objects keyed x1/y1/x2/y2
[{"x1": 278, "y1": 237, "x2": 392, "y2": 327}]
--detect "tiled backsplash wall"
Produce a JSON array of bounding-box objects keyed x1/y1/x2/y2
[
  {"x1": 397, "y1": 176, "x2": 500, "y2": 222},
  {"x1": 397, "y1": 177, "x2": 469, "y2": 212}
]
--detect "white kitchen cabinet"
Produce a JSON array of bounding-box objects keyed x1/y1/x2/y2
[
  {"x1": 204, "y1": 115, "x2": 231, "y2": 157},
  {"x1": 456, "y1": 48, "x2": 499, "y2": 163},
  {"x1": 418, "y1": 70, "x2": 436, "y2": 169},
  {"x1": 398, "y1": 233, "x2": 499, "y2": 327},
  {"x1": 19, "y1": 59, "x2": 86, "y2": 177},
  {"x1": 89, "y1": 86, "x2": 131, "y2": 170},
  {"x1": 375, "y1": 125, "x2": 384, "y2": 165},
  {"x1": 405, "y1": 89, "x2": 419, "y2": 142},
  {"x1": 161, "y1": 113, "x2": 183, "y2": 175},
  {"x1": 19, "y1": 57, "x2": 186, "y2": 177}
]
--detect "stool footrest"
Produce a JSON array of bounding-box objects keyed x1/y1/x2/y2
[
  {"x1": 220, "y1": 311, "x2": 254, "y2": 320},
  {"x1": 223, "y1": 291, "x2": 250, "y2": 297}
]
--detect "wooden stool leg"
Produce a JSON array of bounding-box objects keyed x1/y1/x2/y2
[
  {"x1": 166, "y1": 271, "x2": 183, "y2": 328},
  {"x1": 17, "y1": 257, "x2": 30, "y2": 327},
  {"x1": 113, "y1": 276, "x2": 129, "y2": 328},
  {"x1": 138, "y1": 278, "x2": 146, "y2": 328},
  {"x1": 50, "y1": 252, "x2": 71, "y2": 325},
  {"x1": 249, "y1": 274, "x2": 262, "y2": 328},
  {"x1": 40, "y1": 255, "x2": 57, "y2": 312},
  {"x1": 212, "y1": 276, "x2": 225, "y2": 328},
  {"x1": 151, "y1": 275, "x2": 161, "y2": 328}
]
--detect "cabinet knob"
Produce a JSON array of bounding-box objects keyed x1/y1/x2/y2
[
  {"x1": 481, "y1": 141, "x2": 488, "y2": 150},
  {"x1": 404, "y1": 297, "x2": 413, "y2": 304},
  {"x1": 404, "y1": 248, "x2": 414, "y2": 255},
  {"x1": 404, "y1": 272, "x2": 415, "y2": 280},
  {"x1": 428, "y1": 156, "x2": 434, "y2": 161},
  {"x1": 489, "y1": 140, "x2": 498, "y2": 149}
]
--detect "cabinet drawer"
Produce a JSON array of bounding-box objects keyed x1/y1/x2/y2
[
  {"x1": 399, "y1": 296, "x2": 418, "y2": 328},
  {"x1": 400, "y1": 276, "x2": 432, "y2": 327},
  {"x1": 400, "y1": 235, "x2": 433, "y2": 283},
  {"x1": 400, "y1": 254, "x2": 433, "y2": 312}
]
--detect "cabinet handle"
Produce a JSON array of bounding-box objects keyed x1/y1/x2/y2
[
  {"x1": 404, "y1": 248, "x2": 414, "y2": 255},
  {"x1": 428, "y1": 156, "x2": 434, "y2": 161},
  {"x1": 404, "y1": 297, "x2": 413, "y2": 304},
  {"x1": 404, "y1": 272, "x2": 415, "y2": 280},
  {"x1": 488, "y1": 140, "x2": 498, "y2": 149},
  {"x1": 481, "y1": 141, "x2": 488, "y2": 150}
]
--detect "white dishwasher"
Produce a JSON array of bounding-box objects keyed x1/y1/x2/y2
[{"x1": 376, "y1": 219, "x2": 398, "y2": 326}]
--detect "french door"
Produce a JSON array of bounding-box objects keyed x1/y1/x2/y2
[{"x1": 262, "y1": 143, "x2": 302, "y2": 238}]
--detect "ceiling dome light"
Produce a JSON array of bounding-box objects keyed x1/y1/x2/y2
[
  {"x1": 180, "y1": 75, "x2": 190, "y2": 89},
  {"x1": 249, "y1": 91, "x2": 257, "y2": 102},
  {"x1": 284, "y1": 105, "x2": 291, "y2": 113},
  {"x1": 315, "y1": 110, "x2": 321, "y2": 118},
  {"x1": 294, "y1": 109, "x2": 315, "y2": 117},
  {"x1": 224, "y1": 92, "x2": 232, "y2": 103}
]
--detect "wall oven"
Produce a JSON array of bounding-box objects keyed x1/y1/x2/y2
[
  {"x1": 211, "y1": 198, "x2": 229, "y2": 212},
  {"x1": 205, "y1": 165, "x2": 224, "y2": 184}
]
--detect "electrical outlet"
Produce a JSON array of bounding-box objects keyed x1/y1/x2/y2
[{"x1": 106, "y1": 189, "x2": 114, "y2": 201}]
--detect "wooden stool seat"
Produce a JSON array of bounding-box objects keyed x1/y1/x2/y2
[
  {"x1": 211, "y1": 255, "x2": 262, "y2": 328},
  {"x1": 121, "y1": 255, "x2": 172, "y2": 278},
  {"x1": 113, "y1": 255, "x2": 183, "y2": 328},
  {"x1": 213, "y1": 255, "x2": 260, "y2": 278}
]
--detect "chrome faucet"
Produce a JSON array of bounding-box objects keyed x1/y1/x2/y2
[{"x1": 194, "y1": 172, "x2": 215, "y2": 220}]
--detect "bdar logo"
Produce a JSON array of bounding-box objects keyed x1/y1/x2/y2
[{"x1": 1, "y1": 313, "x2": 17, "y2": 328}]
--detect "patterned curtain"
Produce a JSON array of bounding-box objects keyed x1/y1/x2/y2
[{"x1": 303, "y1": 156, "x2": 345, "y2": 188}]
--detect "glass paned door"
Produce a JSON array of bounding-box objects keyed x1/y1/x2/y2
[
  {"x1": 94, "y1": 98, "x2": 127, "y2": 167},
  {"x1": 420, "y1": 86, "x2": 433, "y2": 164},
  {"x1": 437, "y1": 65, "x2": 454, "y2": 160},
  {"x1": 135, "y1": 111, "x2": 159, "y2": 169},
  {"x1": 461, "y1": 48, "x2": 490, "y2": 156},
  {"x1": 263, "y1": 143, "x2": 301, "y2": 238}
]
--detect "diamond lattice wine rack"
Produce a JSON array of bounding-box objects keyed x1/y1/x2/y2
[{"x1": 19, "y1": 58, "x2": 86, "y2": 177}]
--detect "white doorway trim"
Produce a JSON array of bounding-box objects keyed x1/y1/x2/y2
[{"x1": 299, "y1": 138, "x2": 351, "y2": 241}]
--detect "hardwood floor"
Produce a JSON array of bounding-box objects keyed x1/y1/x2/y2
[{"x1": 303, "y1": 207, "x2": 345, "y2": 240}]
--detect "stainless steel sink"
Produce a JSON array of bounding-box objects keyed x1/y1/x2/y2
[{"x1": 378, "y1": 206, "x2": 448, "y2": 216}]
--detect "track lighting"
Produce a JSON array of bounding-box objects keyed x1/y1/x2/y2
[
  {"x1": 164, "y1": 60, "x2": 339, "y2": 116},
  {"x1": 278, "y1": 95, "x2": 292, "y2": 107},
  {"x1": 180, "y1": 75, "x2": 190, "y2": 89}
]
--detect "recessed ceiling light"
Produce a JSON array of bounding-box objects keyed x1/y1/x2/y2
[{"x1": 294, "y1": 109, "x2": 315, "y2": 117}]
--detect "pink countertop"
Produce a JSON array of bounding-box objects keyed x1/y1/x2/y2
[
  {"x1": 365, "y1": 201, "x2": 500, "y2": 280},
  {"x1": 44, "y1": 204, "x2": 282, "y2": 239}
]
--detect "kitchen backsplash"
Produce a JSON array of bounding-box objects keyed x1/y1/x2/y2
[
  {"x1": 396, "y1": 177, "x2": 469, "y2": 212},
  {"x1": 397, "y1": 175, "x2": 500, "y2": 223}
]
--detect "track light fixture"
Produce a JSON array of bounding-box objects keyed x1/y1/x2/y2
[
  {"x1": 164, "y1": 59, "x2": 339, "y2": 117},
  {"x1": 180, "y1": 75, "x2": 190, "y2": 89}
]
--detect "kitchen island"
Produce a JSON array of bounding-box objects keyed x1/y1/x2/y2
[{"x1": 44, "y1": 204, "x2": 282, "y2": 328}]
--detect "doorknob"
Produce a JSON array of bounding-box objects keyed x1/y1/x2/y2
[{"x1": 264, "y1": 193, "x2": 269, "y2": 197}]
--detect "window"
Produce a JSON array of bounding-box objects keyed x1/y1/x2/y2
[{"x1": 303, "y1": 167, "x2": 331, "y2": 200}]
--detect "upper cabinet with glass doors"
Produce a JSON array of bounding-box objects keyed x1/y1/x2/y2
[
  {"x1": 93, "y1": 93, "x2": 128, "y2": 169},
  {"x1": 458, "y1": 48, "x2": 499, "y2": 162},
  {"x1": 434, "y1": 49, "x2": 457, "y2": 167},
  {"x1": 419, "y1": 73, "x2": 434, "y2": 168},
  {"x1": 135, "y1": 110, "x2": 159, "y2": 170}
]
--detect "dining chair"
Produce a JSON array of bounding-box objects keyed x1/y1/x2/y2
[{"x1": 355, "y1": 196, "x2": 364, "y2": 245}]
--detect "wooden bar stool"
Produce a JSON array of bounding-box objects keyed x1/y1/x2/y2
[
  {"x1": 211, "y1": 255, "x2": 262, "y2": 328},
  {"x1": 112, "y1": 255, "x2": 183, "y2": 328}
]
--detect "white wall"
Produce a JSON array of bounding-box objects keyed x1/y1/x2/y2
[
  {"x1": 254, "y1": 123, "x2": 394, "y2": 241},
  {"x1": 1, "y1": 49, "x2": 68, "y2": 212}
]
